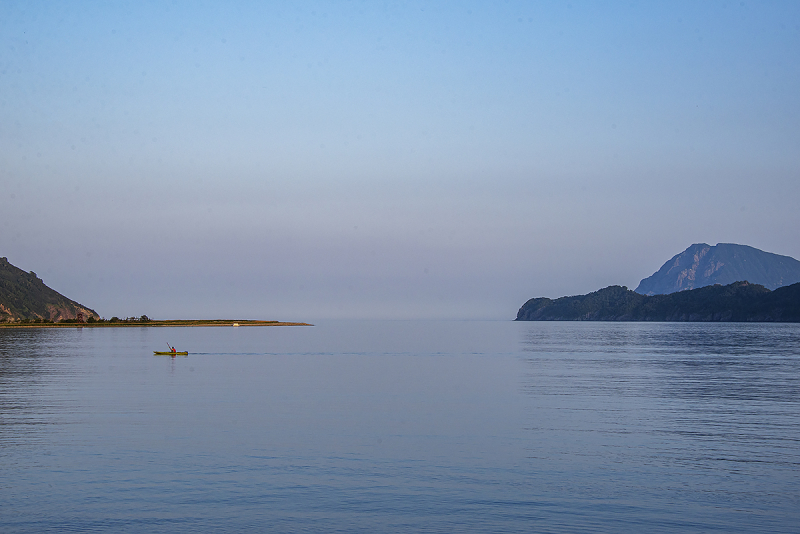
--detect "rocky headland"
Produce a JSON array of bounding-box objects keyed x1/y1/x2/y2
[
  {"x1": 0, "y1": 257, "x2": 98, "y2": 323},
  {"x1": 516, "y1": 281, "x2": 800, "y2": 322}
]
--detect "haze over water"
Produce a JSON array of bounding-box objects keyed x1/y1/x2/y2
[
  {"x1": 3, "y1": 2, "x2": 799, "y2": 319},
  {"x1": 2, "y1": 321, "x2": 798, "y2": 532}
]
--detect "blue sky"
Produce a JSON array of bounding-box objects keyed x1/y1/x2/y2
[{"x1": 2, "y1": 1, "x2": 799, "y2": 319}]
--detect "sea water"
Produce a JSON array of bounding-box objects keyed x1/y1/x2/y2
[{"x1": 0, "y1": 321, "x2": 798, "y2": 533}]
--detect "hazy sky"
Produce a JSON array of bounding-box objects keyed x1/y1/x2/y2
[{"x1": 2, "y1": 1, "x2": 799, "y2": 320}]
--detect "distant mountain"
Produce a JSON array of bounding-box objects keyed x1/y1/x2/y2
[
  {"x1": 516, "y1": 281, "x2": 800, "y2": 322},
  {"x1": 0, "y1": 257, "x2": 98, "y2": 322},
  {"x1": 635, "y1": 243, "x2": 800, "y2": 296}
]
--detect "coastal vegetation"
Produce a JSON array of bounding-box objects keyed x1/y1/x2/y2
[
  {"x1": 516, "y1": 281, "x2": 800, "y2": 322},
  {"x1": 1, "y1": 257, "x2": 310, "y2": 327},
  {"x1": 1, "y1": 317, "x2": 311, "y2": 328}
]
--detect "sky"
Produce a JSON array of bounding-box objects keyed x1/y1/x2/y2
[{"x1": 2, "y1": 1, "x2": 799, "y2": 320}]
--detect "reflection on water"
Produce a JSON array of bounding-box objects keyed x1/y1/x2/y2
[
  {"x1": 0, "y1": 328, "x2": 83, "y2": 446},
  {"x1": 0, "y1": 322, "x2": 798, "y2": 533},
  {"x1": 521, "y1": 322, "x2": 800, "y2": 400},
  {"x1": 518, "y1": 322, "x2": 800, "y2": 533},
  {"x1": 523, "y1": 321, "x2": 800, "y2": 355}
]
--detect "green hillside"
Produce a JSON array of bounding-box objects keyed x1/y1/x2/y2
[{"x1": 0, "y1": 257, "x2": 98, "y2": 322}]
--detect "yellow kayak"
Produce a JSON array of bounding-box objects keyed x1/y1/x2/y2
[{"x1": 154, "y1": 351, "x2": 188, "y2": 356}]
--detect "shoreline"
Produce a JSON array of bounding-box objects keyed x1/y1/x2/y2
[{"x1": 0, "y1": 320, "x2": 313, "y2": 329}]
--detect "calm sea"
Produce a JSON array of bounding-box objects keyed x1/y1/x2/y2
[{"x1": 1, "y1": 321, "x2": 798, "y2": 533}]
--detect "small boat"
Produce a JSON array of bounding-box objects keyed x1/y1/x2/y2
[{"x1": 156, "y1": 343, "x2": 187, "y2": 356}]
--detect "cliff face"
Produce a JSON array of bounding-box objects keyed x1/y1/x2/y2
[
  {"x1": 0, "y1": 257, "x2": 99, "y2": 322},
  {"x1": 635, "y1": 243, "x2": 800, "y2": 295}
]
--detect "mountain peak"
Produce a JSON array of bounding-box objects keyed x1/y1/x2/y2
[{"x1": 635, "y1": 243, "x2": 800, "y2": 295}]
